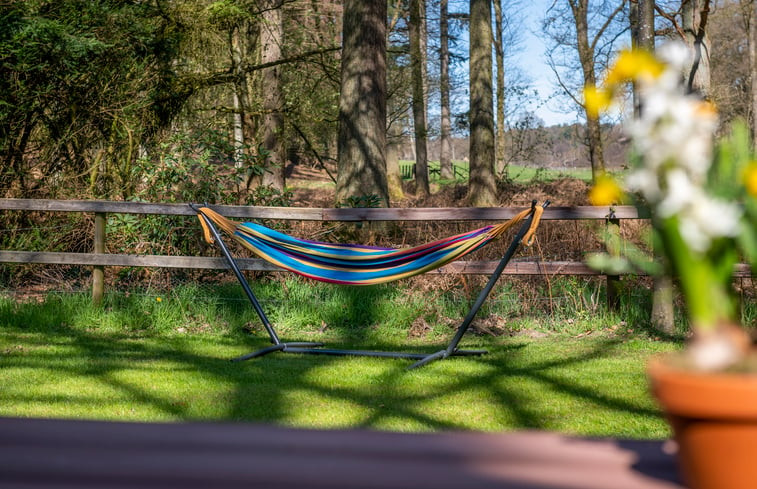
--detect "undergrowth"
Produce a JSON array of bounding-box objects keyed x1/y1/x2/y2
[{"x1": 0, "y1": 275, "x2": 704, "y2": 340}]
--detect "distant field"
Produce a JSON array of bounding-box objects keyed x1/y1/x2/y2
[{"x1": 399, "y1": 161, "x2": 595, "y2": 183}]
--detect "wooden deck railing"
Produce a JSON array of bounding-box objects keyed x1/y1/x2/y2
[{"x1": 0, "y1": 199, "x2": 751, "y2": 305}]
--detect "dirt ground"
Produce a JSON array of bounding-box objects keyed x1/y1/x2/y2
[{"x1": 287, "y1": 163, "x2": 593, "y2": 209}]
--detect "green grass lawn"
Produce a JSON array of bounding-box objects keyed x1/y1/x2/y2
[
  {"x1": 0, "y1": 284, "x2": 678, "y2": 438},
  {"x1": 398, "y1": 161, "x2": 597, "y2": 184}
]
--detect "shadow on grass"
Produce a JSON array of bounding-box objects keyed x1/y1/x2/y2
[{"x1": 0, "y1": 285, "x2": 670, "y2": 436}]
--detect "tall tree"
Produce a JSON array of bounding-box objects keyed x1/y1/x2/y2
[
  {"x1": 439, "y1": 0, "x2": 453, "y2": 180},
  {"x1": 410, "y1": 0, "x2": 430, "y2": 195},
  {"x1": 631, "y1": 0, "x2": 675, "y2": 335},
  {"x1": 229, "y1": 21, "x2": 248, "y2": 170},
  {"x1": 681, "y1": 0, "x2": 711, "y2": 97},
  {"x1": 630, "y1": 0, "x2": 641, "y2": 115},
  {"x1": 336, "y1": 0, "x2": 389, "y2": 206},
  {"x1": 745, "y1": 0, "x2": 757, "y2": 145},
  {"x1": 493, "y1": 0, "x2": 507, "y2": 178},
  {"x1": 469, "y1": 0, "x2": 497, "y2": 206},
  {"x1": 261, "y1": 0, "x2": 286, "y2": 189},
  {"x1": 697, "y1": 1, "x2": 751, "y2": 127},
  {"x1": 386, "y1": 121, "x2": 406, "y2": 201},
  {"x1": 543, "y1": 0, "x2": 628, "y2": 182},
  {"x1": 639, "y1": 0, "x2": 656, "y2": 51}
]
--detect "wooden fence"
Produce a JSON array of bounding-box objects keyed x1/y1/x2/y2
[
  {"x1": 1, "y1": 199, "x2": 751, "y2": 306},
  {"x1": 399, "y1": 162, "x2": 468, "y2": 180}
]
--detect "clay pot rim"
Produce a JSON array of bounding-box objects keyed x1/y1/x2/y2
[{"x1": 648, "y1": 354, "x2": 757, "y2": 420}]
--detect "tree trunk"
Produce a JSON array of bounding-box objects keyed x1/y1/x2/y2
[
  {"x1": 336, "y1": 0, "x2": 389, "y2": 206},
  {"x1": 634, "y1": 0, "x2": 675, "y2": 335},
  {"x1": 493, "y1": 0, "x2": 507, "y2": 179},
  {"x1": 748, "y1": 0, "x2": 757, "y2": 147},
  {"x1": 410, "y1": 0, "x2": 430, "y2": 196},
  {"x1": 630, "y1": 0, "x2": 641, "y2": 117},
  {"x1": 639, "y1": 0, "x2": 655, "y2": 49},
  {"x1": 230, "y1": 26, "x2": 246, "y2": 172},
  {"x1": 652, "y1": 274, "x2": 676, "y2": 335},
  {"x1": 261, "y1": 2, "x2": 286, "y2": 190},
  {"x1": 468, "y1": 0, "x2": 497, "y2": 206},
  {"x1": 386, "y1": 121, "x2": 405, "y2": 202},
  {"x1": 681, "y1": 0, "x2": 711, "y2": 98},
  {"x1": 439, "y1": 0, "x2": 453, "y2": 180},
  {"x1": 571, "y1": 0, "x2": 605, "y2": 181}
]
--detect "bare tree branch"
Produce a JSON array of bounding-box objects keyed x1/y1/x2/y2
[
  {"x1": 655, "y1": 4, "x2": 687, "y2": 39},
  {"x1": 590, "y1": 1, "x2": 628, "y2": 53},
  {"x1": 183, "y1": 46, "x2": 341, "y2": 93}
]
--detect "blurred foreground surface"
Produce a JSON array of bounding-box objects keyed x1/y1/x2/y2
[{"x1": 0, "y1": 417, "x2": 684, "y2": 489}]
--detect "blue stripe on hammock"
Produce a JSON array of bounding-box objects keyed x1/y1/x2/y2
[
  {"x1": 233, "y1": 226, "x2": 495, "y2": 284},
  {"x1": 236, "y1": 222, "x2": 493, "y2": 265}
]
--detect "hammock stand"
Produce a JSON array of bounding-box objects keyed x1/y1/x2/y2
[{"x1": 192, "y1": 200, "x2": 549, "y2": 369}]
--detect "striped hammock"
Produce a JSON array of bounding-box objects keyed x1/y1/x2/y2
[{"x1": 196, "y1": 205, "x2": 543, "y2": 286}]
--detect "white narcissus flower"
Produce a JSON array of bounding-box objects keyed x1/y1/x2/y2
[
  {"x1": 657, "y1": 42, "x2": 691, "y2": 71},
  {"x1": 684, "y1": 197, "x2": 742, "y2": 249},
  {"x1": 589, "y1": 42, "x2": 751, "y2": 349},
  {"x1": 620, "y1": 42, "x2": 732, "y2": 253},
  {"x1": 626, "y1": 168, "x2": 661, "y2": 201},
  {"x1": 653, "y1": 170, "x2": 741, "y2": 253},
  {"x1": 628, "y1": 97, "x2": 716, "y2": 180},
  {"x1": 658, "y1": 169, "x2": 698, "y2": 218}
]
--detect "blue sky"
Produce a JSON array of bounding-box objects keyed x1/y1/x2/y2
[
  {"x1": 515, "y1": 0, "x2": 579, "y2": 126},
  {"x1": 433, "y1": 0, "x2": 582, "y2": 129}
]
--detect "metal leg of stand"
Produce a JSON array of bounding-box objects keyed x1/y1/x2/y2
[
  {"x1": 408, "y1": 200, "x2": 550, "y2": 370},
  {"x1": 193, "y1": 206, "x2": 324, "y2": 361},
  {"x1": 196, "y1": 211, "x2": 281, "y2": 345}
]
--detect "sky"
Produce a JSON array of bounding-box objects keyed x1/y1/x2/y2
[
  {"x1": 515, "y1": 0, "x2": 580, "y2": 127},
  {"x1": 433, "y1": 0, "x2": 583, "y2": 129}
]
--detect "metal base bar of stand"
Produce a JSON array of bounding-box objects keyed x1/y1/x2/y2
[
  {"x1": 283, "y1": 347, "x2": 488, "y2": 360},
  {"x1": 232, "y1": 343, "x2": 486, "y2": 363},
  {"x1": 193, "y1": 200, "x2": 548, "y2": 369},
  {"x1": 231, "y1": 342, "x2": 325, "y2": 362}
]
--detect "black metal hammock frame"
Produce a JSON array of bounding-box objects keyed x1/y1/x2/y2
[{"x1": 193, "y1": 200, "x2": 550, "y2": 369}]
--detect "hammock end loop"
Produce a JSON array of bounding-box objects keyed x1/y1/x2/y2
[
  {"x1": 192, "y1": 203, "x2": 240, "y2": 245},
  {"x1": 198, "y1": 215, "x2": 215, "y2": 244},
  {"x1": 520, "y1": 203, "x2": 545, "y2": 247}
]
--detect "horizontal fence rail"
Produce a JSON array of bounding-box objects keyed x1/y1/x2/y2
[
  {"x1": 0, "y1": 198, "x2": 649, "y2": 220},
  {"x1": 0, "y1": 199, "x2": 751, "y2": 306},
  {"x1": 0, "y1": 251, "x2": 751, "y2": 278}
]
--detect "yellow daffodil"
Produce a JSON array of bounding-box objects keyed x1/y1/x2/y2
[
  {"x1": 156, "y1": 297, "x2": 162, "y2": 302},
  {"x1": 744, "y1": 161, "x2": 757, "y2": 198},
  {"x1": 583, "y1": 85, "x2": 612, "y2": 119},
  {"x1": 605, "y1": 49, "x2": 665, "y2": 85},
  {"x1": 694, "y1": 100, "x2": 718, "y2": 121},
  {"x1": 589, "y1": 175, "x2": 624, "y2": 206}
]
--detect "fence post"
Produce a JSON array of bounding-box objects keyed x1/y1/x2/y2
[
  {"x1": 606, "y1": 213, "x2": 621, "y2": 311},
  {"x1": 92, "y1": 212, "x2": 106, "y2": 305}
]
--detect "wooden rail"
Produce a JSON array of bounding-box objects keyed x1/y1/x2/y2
[
  {"x1": 1, "y1": 199, "x2": 749, "y2": 306},
  {"x1": 0, "y1": 198, "x2": 648, "y2": 220}
]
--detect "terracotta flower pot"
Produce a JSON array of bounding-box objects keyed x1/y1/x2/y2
[{"x1": 648, "y1": 357, "x2": 757, "y2": 489}]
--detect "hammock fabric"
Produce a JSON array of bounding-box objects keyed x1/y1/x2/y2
[{"x1": 196, "y1": 205, "x2": 543, "y2": 286}]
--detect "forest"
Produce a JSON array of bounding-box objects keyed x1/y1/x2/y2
[{"x1": 1, "y1": 0, "x2": 755, "y2": 208}]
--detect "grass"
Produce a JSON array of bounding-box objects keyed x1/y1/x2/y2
[
  {"x1": 0, "y1": 280, "x2": 681, "y2": 438},
  {"x1": 398, "y1": 161, "x2": 597, "y2": 184},
  {"x1": 504, "y1": 164, "x2": 594, "y2": 183}
]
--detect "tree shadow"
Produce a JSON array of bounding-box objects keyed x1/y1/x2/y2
[{"x1": 0, "y1": 287, "x2": 668, "y2": 438}]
